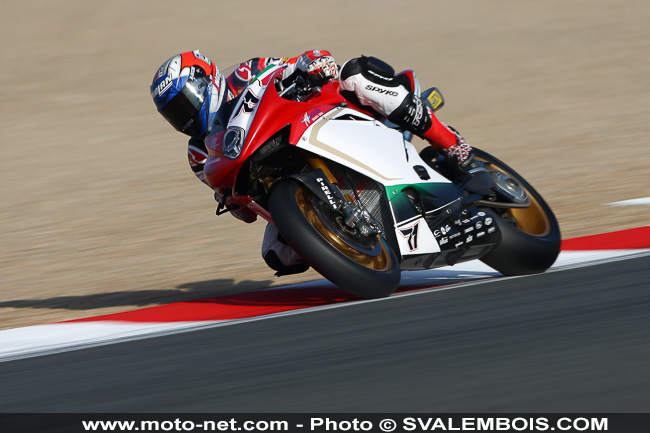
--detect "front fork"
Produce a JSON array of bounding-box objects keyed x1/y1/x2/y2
[{"x1": 303, "y1": 155, "x2": 379, "y2": 237}]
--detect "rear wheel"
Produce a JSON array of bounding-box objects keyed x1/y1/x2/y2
[
  {"x1": 474, "y1": 148, "x2": 561, "y2": 275},
  {"x1": 268, "y1": 179, "x2": 401, "y2": 298}
]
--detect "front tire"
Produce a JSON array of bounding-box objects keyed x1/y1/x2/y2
[
  {"x1": 268, "y1": 179, "x2": 401, "y2": 298},
  {"x1": 475, "y1": 149, "x2": 562, "y2": 275}
]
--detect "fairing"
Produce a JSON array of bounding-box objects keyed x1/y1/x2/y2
[{"x1": 202, "y1": 65, "x2": 491, "y2": 263}]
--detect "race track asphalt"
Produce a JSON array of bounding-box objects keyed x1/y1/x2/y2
[{"x1": 1, "y1": 255, "x2": 649, "y2": 413}]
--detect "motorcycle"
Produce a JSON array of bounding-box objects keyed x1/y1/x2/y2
[{"x1": 203, "y1": 64, "x2": 561, "y2": 299}]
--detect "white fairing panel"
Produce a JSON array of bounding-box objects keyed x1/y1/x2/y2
[
  {"x1": 296, "y1": 107, "x2": 451, "y2": 188},
  {"x1": 296, "y1": 107, "x2": 446, "y2": 256}
]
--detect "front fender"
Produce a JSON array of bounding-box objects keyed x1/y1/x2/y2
[{"x1": 279, "y1": 169, "x2": 343, "y2": 211}]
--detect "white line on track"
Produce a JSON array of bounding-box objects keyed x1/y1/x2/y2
[
  {"x1": 1, "y1": 249, "x2": 649, "y2": 363},
  {"x1": 606, "y1": 197, "x2": 650, "y2": 206}
]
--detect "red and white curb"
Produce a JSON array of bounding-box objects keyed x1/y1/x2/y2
[{"x1": 1, "y1": 227, "x2": 649, "y2": 362}]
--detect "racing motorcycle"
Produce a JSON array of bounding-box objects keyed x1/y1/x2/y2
[{"x1": 204, "y1": 64, "x2": 561, "y2": 299}]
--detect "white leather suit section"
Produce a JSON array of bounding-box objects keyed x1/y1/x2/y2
[{"x1": 338, "y1": 60, "x2": 410, "y2": 117}]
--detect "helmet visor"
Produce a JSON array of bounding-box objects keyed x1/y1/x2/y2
[{"x1": 159, "y1": 77, "x2": 208, "y2": 136}]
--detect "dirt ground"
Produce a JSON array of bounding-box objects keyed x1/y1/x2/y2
[{"x1": 1, "y1": 0, "x2": 649, "y2": 331}]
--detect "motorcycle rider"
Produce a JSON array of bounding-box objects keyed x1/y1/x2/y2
[{"x1": 151, "y1": 49, "x2": 477, "y2": 276}]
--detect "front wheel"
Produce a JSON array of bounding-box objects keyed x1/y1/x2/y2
[
  {"x1": 474, "y1": 148, "x2": 562, "y2": 275},
  {"x1": 268, "y1": 179, "x2": 401, "y2": 298}
]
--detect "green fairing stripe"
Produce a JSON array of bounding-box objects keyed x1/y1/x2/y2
[
  {"x1": 251, "y1": 65, "x2": 276, "y2": 83},
  {"x1": 385, "y1": 182, "x2": 462, "y2": 228},
  {"x1": 384, "y1": 182, "x2": 453, "y2": 201}
]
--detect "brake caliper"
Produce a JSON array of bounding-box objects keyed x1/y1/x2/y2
[{"x1": 340, "y1": 201, "x2": 379, "y2": 237}]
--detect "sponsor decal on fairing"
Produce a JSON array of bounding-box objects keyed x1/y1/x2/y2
[
  {"x1": 399, "y1": 221, "x2": 421, "y2": 252},
  {"x1": 395, "y1": 217, "x2": 440, "y2": 255},
  {"x1": 433, "y1": 224, "x2": 452, "y2": 238},
  {"x1": 301, "y1": 108, "x2": 326, "y2": 127}
]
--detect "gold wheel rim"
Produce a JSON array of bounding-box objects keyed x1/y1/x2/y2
[{"x1": 294, "y1": 187, "x2": 393, "y2": 271}]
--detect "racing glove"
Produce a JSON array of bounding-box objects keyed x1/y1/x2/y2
[{"x1": 282, "y1": 50, "x2": 338, "y2": 85}]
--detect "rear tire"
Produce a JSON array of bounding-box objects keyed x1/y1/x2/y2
[
  {"x1": 268, "y1": 179, "x2": 401, "y2": 298},
  {"x1": 475, "y1": 149, "x2": 561, "y2": 275}
]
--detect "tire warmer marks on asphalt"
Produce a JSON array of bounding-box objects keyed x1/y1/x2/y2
[{"x1": 1, "y1": 227, "x2": 649, "y2": 361}]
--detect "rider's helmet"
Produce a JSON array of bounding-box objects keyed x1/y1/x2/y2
[{"x1": 151, "y1": 50, "x2": 227, "y2": 137}]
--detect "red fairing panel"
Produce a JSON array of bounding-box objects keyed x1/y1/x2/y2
[{"x1": 204, "y1": 72, "x2": 346, "y2": 190}]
